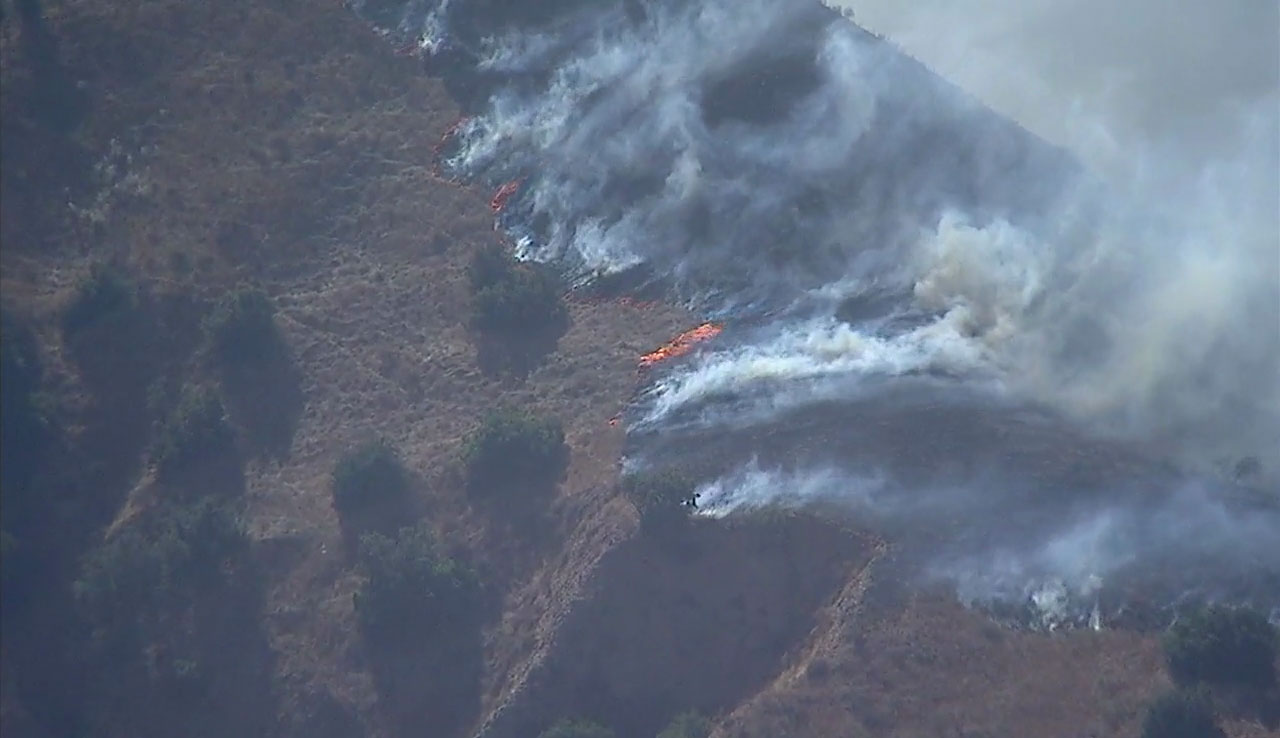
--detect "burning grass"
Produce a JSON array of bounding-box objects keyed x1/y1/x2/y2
[
  {"x1": 639, "y1": 322, "x2": 723, "y2": 369},
  {"x1": 490, "y1": 179, "x2": 523, "y2": 214}
]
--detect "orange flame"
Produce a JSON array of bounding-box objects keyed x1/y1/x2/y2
[
  {"x1": 432, "y1": 116, "x2": 472, "y2": 178},
  {"x1": 490, "y1": 179, "x2": 523, "y2": 213},
  {"x1": 437, "y1": 116, "x2": 471, "y2": 150},
  {"x1": 639, "y1": 323, "x2": 723, "y2": 369}
]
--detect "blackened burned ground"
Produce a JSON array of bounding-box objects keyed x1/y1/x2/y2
[{"x1": 627, "y1": 378, "x2": 1280, "y2": 623}]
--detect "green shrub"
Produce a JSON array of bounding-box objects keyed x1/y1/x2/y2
[
  {"x1": 153, "y1": 386, "x2": 236, "y2": 480},
  {"x1": 623, "y1": 469, "x2": 700, "y2": 532},
  {"x1": 354, "y1": 524, "x2": 478, "y2": 640},
  {"x1": 1163, "y1": 605, "x2": 1278, "y2": 687},
  {"x1": 462, "y1": 408, "x2": 568, "y2": 491},
  {"x1": 469, "y1": 252, "x2": 567, "y2": 335},
  {"x1": 75, "y1": 498, "x2": 244, "y2": 618},
  {"x1": 332, "y1": 440, "x2": 408, "y2": 513},
  {"x1": 61, "y1": 265, "x2": 137, "y2": 337},
  {"x1": 657, "y1": 711, "x2": 712, "y2": 738},
  {"x1": 538, "y1": 719, "x2": 615, "y2": 738},
  {"x1": 1140, "y1": 688, "x2": 1224, "y2": 738},
  {"x1": 203, "y1": 288, "x2": 281, "y2": 366}
]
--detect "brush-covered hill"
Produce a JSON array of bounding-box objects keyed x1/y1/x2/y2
[{"x1": 2, "y1": 1, "x2": 1275, "y2": 738}]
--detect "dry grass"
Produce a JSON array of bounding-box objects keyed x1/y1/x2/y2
[{"x1": 2, "y1": 2, "x2": 1274, "y2": 738}]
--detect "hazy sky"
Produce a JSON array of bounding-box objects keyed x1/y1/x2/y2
[{"x1": 832, "y1": 0, "x2": 1280, "y2": 181}]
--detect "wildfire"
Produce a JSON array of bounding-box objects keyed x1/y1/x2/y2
[
  {"x1": 432, "y1": 116, "x2": 472, "y2": 179},
  {"x1": 638, "y1": 322, "x2": 723, "y2": 369},
  {"x1": 436, "y1": 116, "x2": 471, "y2": 151},
  {"x1": 490, "y1": 179, "x2": 523, "y2": 214}
]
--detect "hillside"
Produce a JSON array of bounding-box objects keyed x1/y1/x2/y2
[{"x1": 1, "y1": 1, "x2": 1276, "y2": 738}]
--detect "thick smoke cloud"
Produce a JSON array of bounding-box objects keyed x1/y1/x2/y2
[
  {"x1": 696, "y1": 463, "x2": 1280, "y2": 623},
  {"x1": 831, "y1": 0, "x2": 1280, "y2": 460},
  {"x1": 835, "y1": 0, "x2": 1279, "y2": 177},
  {"x1": 362, "y1": 0, "x2": 1280, "y2": 619}
]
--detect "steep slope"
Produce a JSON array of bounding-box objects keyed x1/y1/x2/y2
[{"x1": 3, "y1": 2, "x2": 1275, "y2": 738}]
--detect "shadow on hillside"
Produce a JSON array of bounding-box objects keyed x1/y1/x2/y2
[
  {"x1": 489, "y1": 512, "x2": 873, "y2": 738},
  {"x1": 474, "y1": 323, "x2": 566, "y2": 379},
  {"x1": 81, "y1": 444, "x2": 275, "y2": 738},
  {"x1": 334, "y1": 472, "x2": 427, "y2": 558},
  {"x1": 13, "y1": 0, "x2": 90, "y2": 134},
  {"x1": 5, "y1": 445, "x2": 274, "y2": 738},
  {"x1": 78, "y1": 535, "x2": 282, "y2": 738},
  {"x1": 369, "y1": 633, "x2": 484, "y2": 738},
  {"x1": 161, "y1": 440, "x2": 249, "y2": 501},
  {"x1": 1, "y1": 0, "x2": 93, "y2": 254},
  {"x1": 219, "y1": 343, "x2": 305, "y2": 461},
  {"x1": 1214, "y1": 684, "x2": 1280, "y2": 732},
  {"x1": 64, "y1": 296, "x2": 166, "y2": 520},
  {"x1": 364, "y1": 610, "x2": 484, "y2": 738},
  {"x1": 282, "y1": 690, "x2": 364, "y2": 738},
  {"x1": 465, "y1": 478, "x2": 562, "y2": 590},
  {"x1": 468, "y1": 473, "x2": 558, "y2": 529}
]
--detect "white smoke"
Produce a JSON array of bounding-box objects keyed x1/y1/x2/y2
[
  {"x1": 834, "y1": 0, "x2": 1280, "y2": 461},
  {"x1": 694, "y1": 462, "x2": 1280, "y2": 620},
  {"x1": 439, "y1": 0, "x2": 1278, "y2": 461},
  {"x1": 636, "y1": 315, "x2": 991, "y2": 429},
  {"x1": 363, "y1": 0, "x2": 1280, "y2": 610}
]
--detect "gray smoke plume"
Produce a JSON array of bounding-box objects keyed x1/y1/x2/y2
[{"x1": 360, "y1": 0, "x2": 1280, "y2": 619}]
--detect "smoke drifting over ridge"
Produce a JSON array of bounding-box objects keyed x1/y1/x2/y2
[
  {"x1": 358, "y1": 0, "x2": 1279, "y2": 618},
  {"x1": 836, "y1": 0, "x2": 1280, "y2": 178},
  {"x1": 834, "y1": 0, "x2": 1280, "y2": 460}
]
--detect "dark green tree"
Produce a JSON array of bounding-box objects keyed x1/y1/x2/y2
[
  {"x1": 61, "y1": 265, "x2": 137, "y2": 338},
  {"x1": 1140, "y1": 688, "x2": 1225, "y2": 738},
  {"x1": 152, "y1": 386, "x2": 236, "y2": 480},
  {"x1": 332, "y1": 440, "x2": 409, "y2": 514},
  {"x1": 354, "y1": 524, "x2": 478, "y2": 641},
  {"x1": 75, "y1": 498, "x2": 245, "y2": 619},
  {"x1": 657, "y1": 711, "x2": 712, "y2": 738},
  {"x1": 467, "y1": 242, "x2": 566, "y2": 336},
  {"x1": 203, "y1": 287, "x2": 282, "y2": 366},
  {"x1": 1163, "y1": 605, "x2": 1278, "y2": 687},
  {"x1": 462, "y1": 408, "x2": 568, "y2": 491},
  {"x1": 467, "y1": 241, "x2": 514, "y2": 292}
]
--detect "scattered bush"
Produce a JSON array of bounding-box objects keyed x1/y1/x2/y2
[
  {"x1": 467, "y1": 244, "x2": 567, "y2": 335},
  {"x1": 1164, "y1": 605, "x2": 1278, "y2": 688},
  {"x1": 538, "y1": 719, "x2": 615, "y2": 738},
  {"x1": 1141, "y1": 688, "x2": 1225, "y2": 738},
  {"x1": 203, "y1": 288, "x2": 282, "y2": 366},
  {"x1": 472, "y1": 266, "x2": 567, "y2": 334},
  {"x1": 623, "y1": 469, "x2": 700, "y2": 532},
  {"x1": 152, "y1": 386, "x2": 236, "y2": 480},
  {"x1": 657, "y1": 711, "x2": 712, "y2": 738},
  {"x1": 354, "y1": 524, "x2": 478, "y2": 640},
  {"x1": 332, "y1": 440, "x2": 409, "y2": 514},
  {"x1": 61, "y1": 265, "x2": 137, "y2": 338},
  {"x1": 463, "y1": 408, "x2": 568, "y2": 491},
  {"x1": 75, "y1": 498, "x2": 245, "y2": 618}
]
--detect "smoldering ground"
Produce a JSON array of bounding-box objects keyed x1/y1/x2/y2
[{"x1": 357, "y1": 0, "x2": 1279, "y2": 619}]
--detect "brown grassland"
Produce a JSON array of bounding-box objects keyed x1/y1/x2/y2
[{"x1": 1, "y1": 1, "x2": 1276, "y2": 737}]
